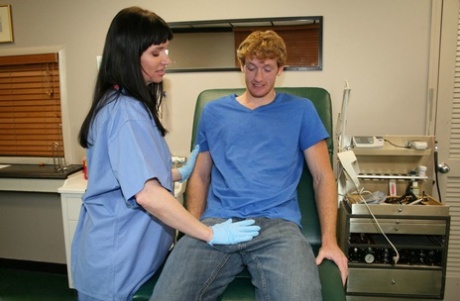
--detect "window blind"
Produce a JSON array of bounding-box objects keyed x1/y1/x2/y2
[
  {"x1": 445, "y1": 5, "x2": 460, "y2": 277},
  {"x1": 0, "y1": 53, "x2": 63, "y2": 157},
  {"x1": 233, "y1": 24, "x2": 321, "y2": 68}
]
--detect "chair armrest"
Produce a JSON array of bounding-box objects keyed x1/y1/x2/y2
[{"x1": 318, "y1": 260, "x2": 346, "y2": 301}]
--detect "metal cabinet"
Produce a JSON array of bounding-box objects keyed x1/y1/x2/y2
[
  {"x1": 338, "y1": 201, "x2": 450, "y2": 300},
  {"x1": 337, "y1": 135, "x2": 450, "y2": 300}
]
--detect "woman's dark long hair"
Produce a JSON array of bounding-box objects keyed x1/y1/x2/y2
[{"x1": 79, "y1": 6, "x2": 173, "y2": 148}]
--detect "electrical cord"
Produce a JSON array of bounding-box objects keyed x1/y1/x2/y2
[
  {"x1": 384, "y1": 138, "x2": 408, "y2": 149},
  {"x1": 346, "y1": 182, "x2": 400, "y2": 265},
  {"x1": 339, "y1": 153, "x2": 401, "y2": 264},
  {"x1": 434, "y1": 141, "x2": 442, "y2": 203},
  {"x1": 351, "y1": 189, "x2": 400, "y2": 265}
]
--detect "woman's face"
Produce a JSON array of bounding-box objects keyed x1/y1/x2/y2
[{"x1": 140, "y1": 41, "x2": 171, "y2": 85}]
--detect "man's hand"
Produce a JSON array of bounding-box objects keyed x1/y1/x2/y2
[{"x1": 315, "y1": 243, "x2": 348, "y2": 286}]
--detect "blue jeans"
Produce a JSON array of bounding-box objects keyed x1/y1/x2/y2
[{"x1": 151, "y1": 218, "x2": 322, "y2": 301}]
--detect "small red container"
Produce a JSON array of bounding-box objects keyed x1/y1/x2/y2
[{"x1": 83, "y1": 157, "x2": 88, "y2": 180}]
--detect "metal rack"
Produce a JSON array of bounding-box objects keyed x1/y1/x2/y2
[
  {"x1": 337, "y1": 135, "x2": 450, "y2": 300},
  {"x1": 338, "y1": 200, "x2": 450, "y2": 300}
]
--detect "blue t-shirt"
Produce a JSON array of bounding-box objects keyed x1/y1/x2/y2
[
  {"x1": 71, "y1": 92, "x2": 174, "y2": 300},
  {"x1": 198, "y1": 93, "x2": 329, "y2": 226}
]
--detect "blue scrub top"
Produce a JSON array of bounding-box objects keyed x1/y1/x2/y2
[{"x1": 71, "y1": 92, "x2": 174, "y2": 300}]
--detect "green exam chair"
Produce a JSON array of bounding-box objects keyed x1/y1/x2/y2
[{"x1": 134, "y1": 87, "x2": 346, "y2": 301}]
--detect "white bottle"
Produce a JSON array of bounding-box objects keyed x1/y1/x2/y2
[
  {"x1": 411, "y1": 181, "x2": 420, "y2": 196},
  {"x1": 418, "y1": 165, "x2": 427, "y2": 177}
]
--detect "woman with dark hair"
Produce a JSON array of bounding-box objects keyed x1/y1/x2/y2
[{"x1": 73, "y1": 7, "x2": 260, "y2": 301}]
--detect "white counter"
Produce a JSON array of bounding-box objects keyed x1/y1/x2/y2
[
  {"x1": 0, "y1": 164, "x2": 83, "y2": 193},
  {"x1": 57, "y1": 171, "x2": 87, "y2": 194},
  {"x1": 0, "y1": 177, "x2": 68, "y2": 193},
  {"x1": 58, "y1": 171, "x2": 184, "y2": 197}
]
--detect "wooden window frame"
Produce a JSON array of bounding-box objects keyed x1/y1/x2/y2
[
  {"x1": 0, "y1": 53, "x2": 64, "y2": 157},
  {"x1": 233, "y1": 23, "x2": 321, "y2": 68}
]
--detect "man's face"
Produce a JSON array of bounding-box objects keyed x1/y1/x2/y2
[{"x1": 242, "y1": 56, "x2": 284, "y2": 98}]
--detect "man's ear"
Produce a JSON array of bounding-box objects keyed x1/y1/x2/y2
[{"x1": 277, "y1": 65, "x2": 285, "y2": 76}]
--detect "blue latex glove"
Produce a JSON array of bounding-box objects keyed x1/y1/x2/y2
[
  {"x1": 208, "y1": 219, "x2": 261, "y2": 246},
  {"x1": 177, "y1": 144, "x2": 200, "y2": 183}
]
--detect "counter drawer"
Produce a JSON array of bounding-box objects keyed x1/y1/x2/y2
[
  {"x1": 61, "y1": 195, "x2": 82, "y2": 221},
  {"x1": 347, "y1": 267, "x2": 443, "y2": 297}
]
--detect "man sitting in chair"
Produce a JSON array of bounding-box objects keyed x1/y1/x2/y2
[{"x1": 151, "y1": 30, "x2": 348, "y2": 301}]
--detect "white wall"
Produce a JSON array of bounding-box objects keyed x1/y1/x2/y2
[{"x1": 0, "y1": 0, "x2": 433, "y2": 161}]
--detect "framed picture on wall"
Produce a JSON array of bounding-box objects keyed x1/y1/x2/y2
[{"x1": 0, "y1": 4, "x2": 13, "y2": 43}]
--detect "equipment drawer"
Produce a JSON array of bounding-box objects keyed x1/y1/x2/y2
[
  {"x1": 349, "y1": 218, "x2": 447, "y2": 235},
  {"x1": 347, "y1": 267, "x2": 443, "y2": 297}
]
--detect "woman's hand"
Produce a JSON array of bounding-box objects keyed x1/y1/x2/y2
[{"x1": 177, "y1": 144, "x2": 200, "y2": 182}]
